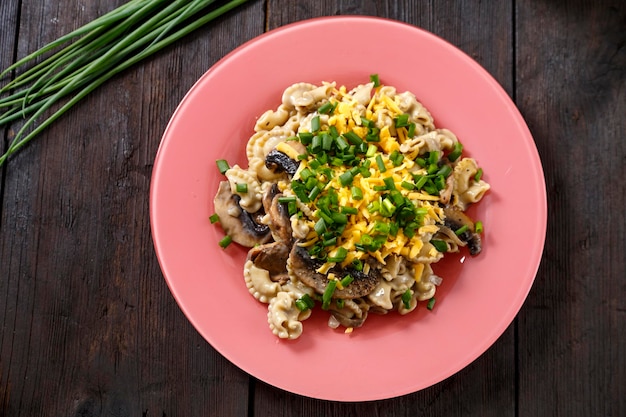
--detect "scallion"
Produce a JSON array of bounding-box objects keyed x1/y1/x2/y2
[
  {"x1": 0, "y1": 0, "x2": 251, "y2": 167},
  {"x1": 394, "y1": 113, "x2": 410, "y2": 128},
  {"x1": 474, "y1": 168, "x2": 483, "y2": 182},
  {"x1": 370, "y1": 73, "x2": 380, "y2": 87},
  {"x1": 209, "y1": 213, "x2": 219, "y2": 224},
  {"x1": 375, "y1": 154, "x2": 386, "y2": 172},
  {"x1": 455, "y1": 224, "x2": 469, "y2": 235},
  {"x1": 401, "y1": 289, "x2": 412, "y2": 309},
  {"x1": 448, "y1": 142, "x2": 463, "y2": 162},
  {"x1": 318, "y1": 101, "x2": 334, "y2": 115},
  {"x1": 340, "y1": 274, "x2": 354, "y2": 287},
  {"x1": 311, "y1": 115, "x2": 321, "y2": 132},
  {"x1": 216, "y1": 159, "x2": 230, "y2": 174},
  {"x1": 322, "y1": 279, "x2": 338, "y2": 310},
  {"x1": 430, "y1": 239, "x2": 448, "y2": 252},
  {"x1": 235, "y1": 183, "x2": 248, "y2": 193},
  {"x1": 218, "y1": 235, "x2": 232, "y2": 249}
]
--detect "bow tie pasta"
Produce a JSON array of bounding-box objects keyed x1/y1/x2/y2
[{"x1": 212, "y1": 75, "x2": 490, "y2": 339}]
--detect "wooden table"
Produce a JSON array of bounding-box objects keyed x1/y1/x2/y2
[{"x1": 1, "y1": 1, "x2": 624, "y2": 415}]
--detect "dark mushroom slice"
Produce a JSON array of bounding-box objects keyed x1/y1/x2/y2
[
  {"x1": 213, "y1": 181, "x2": 271, "y2": 247},
  {"x1": 443, "y1": 206, "x2": 482, "y2": 255},
  {"x1": 262, "y1": 183, "x2": 281, "y2": 213},
  {"x1": 288, "y1": 244, "x2": 382, "y2": 299},
  {"x1": 265, "y1": 149, "x2": 300, "y2": 176},
  {"x1": 268, "y1": 194, "x2": 294, "y2": 244},
  {"x1": 247, "y1": 241, "x2": 291, "y2": 285},
  {"x1": 261, "y1": 183, "x2": 293, "y2": 244}
]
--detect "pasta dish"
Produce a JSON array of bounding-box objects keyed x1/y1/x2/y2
[{"x1": 211, "y1": 75, "x2": 490, "y2": 339}]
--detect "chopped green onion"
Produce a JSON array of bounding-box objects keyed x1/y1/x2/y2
[
  {"x1": 401, "y1": 180, "x2": 415, "y2": 190},
  {"x1": 216, "y1": 159, "x2": 230, "y2": 174},
  {"x1": 340, "y1": 274, "x2": 354, "y2": 287},
  {"x1": 318, "y1": 101, "x2": 334, "y2": 114},
  {"x1": 218, "y1": 235, "x2": 232, "y2": 249},
  {"x1": 366, "y1": 144, "x2": 378, "y2": 158},
  {"x1": 390, "y1": 150, "x2": 404, "y2": 166},
  {"x1": 352, "y1": 259, "x2": 363, "y2": 271},
  {"x1": 437, "y1": 164, "x2": 452, "y2": 178},
  {"x1": 235, "y1": 183, "x2": 248, "y2": 193},
  {"x1": 314, "y1": 218, "x2": 327, "y2": 235},
  {"x1": 308, "y1": 185, "x2": 322, "y2": 200},
  {"x1": 209, "y1": 213, "x2": 220, "y2": 224},
  {"x1": 370, "y1": 73, "x2": 380, "y2": 87},
  {"x1": 322, "y1": 133, "x2": 333, "y2": 151},
  {"x1": 407, "y1": 122, "x2": 416, "y2": 138},
  {"x1": 366, "y1": 127, "x2": 380, "y2": 142},
  {"x1": 311, "y1": 115, "x2": 321, "y2": 132},
  {"x1": 401, "y1": 289, "x2": 412, "y2": 309},
  {"x1": 299, "y1": 132, "x2": 314, "y2": 145},
  {"x1": 331, "y1": 212, "x2": 348, "y2": 225},
  {"x1": 351, "y1": 186, "x2": 363, "y2": 200},
  {"x1": 295, "y1": 293, "x2": 315, "y2": 311},
  {"x1": 322, "y1": 279, "x2": 338, "y2": 310},
  {"x1": 328, "y1": 247, "x2": 348, "y2": 263},
  {"x1": 414, "y1": 175, "x2": 428, "y2": 189},
  {"x1": 336, "y1": 136, "x2": 349, "y2": 151},
  {"x1": 278, "y1": 196, "x2": 297, "y2": 204},
  {"x1": 448, "y1": 141, "x2": 463, "y2": 162},
  {"x1": 474, "y1": 168, "x2": 483, "y2": 182},
  {"x1": 343, "y1": 131, "x2": 363, "y2": 146},
  {"x1": 455, "y1": 224, "x2": 469, "y2": 235},
  {"x1": 430, "y1": 239, "x2": 448, "y2": 252},
  {"x1": 375, "y1": 154, "x2": 387, "y2": 172},
  {"x1": 311, "y1": 134, "x2": 322, "y2": 153},
  {"x1": 339, "y1": 170, "x2": 354, "y2": 186},
  {"x1": 434, "y1": 175, "x2": 446, "y2": 191},
  {"x1": 383, "y1": 176, "x2": 396, "y2": 190},
  {"x1": 427, "y1": 297, "x2": 436, "y2": 310},
  {"x1": 475, "y1": 221, "x2": 484, "y2": 234},
  {"x1": 428, "y1": 151, "x2": 439, "y2": 165},
  {"x1": 395, "y1": 113, "x2": 410, "y2": 128},
  {"x1": 373, "y1": 221, "x2": 390, "y2": 235}
]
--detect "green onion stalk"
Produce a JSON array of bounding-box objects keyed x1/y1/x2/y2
[{"x1": 0, "y1": 0, "x2": 250, "y2": 167}]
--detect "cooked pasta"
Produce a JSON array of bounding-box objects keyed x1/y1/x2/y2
[{"x1": 212, "y1": 75, "x2": 490, "y2": 339}]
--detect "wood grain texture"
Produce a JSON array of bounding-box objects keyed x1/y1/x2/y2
[
  {"x1": 516, "y1": 1, "x2": 626, "y2": 416},
  {"x1": 1, "y1": 0, "x2": 624, "y2": 415},
  {"x1": 1, "y1": 1, "x2": 264, "y2": 416}
]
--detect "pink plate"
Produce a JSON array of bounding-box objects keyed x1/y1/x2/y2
[{"x1": 150, "y1": 16, "x2": 546, "y2": 401}]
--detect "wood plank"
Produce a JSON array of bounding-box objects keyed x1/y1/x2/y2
[
  {"x1": 255, "y1": 0, "x2": 516, "y2": 414},
  {"x1": 516, "y1": 1, "x2": 626, "y2": 416},
  {"x1": 0, "y1": 1, "x2": 263, "y2": 415}
]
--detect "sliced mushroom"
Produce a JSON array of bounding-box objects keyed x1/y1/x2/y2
[
  {"x1": 443, "y1": 206, "x2": 482, "y2": 255},
  {"x1": 247, "y1": 241, "x2": 290, "y2": 284},
  {"x1": 265, "y1": 149, "x2": 299, "y2": 176},
  {"x1": 213, "y1": 181, "x2": 271, "y2": 247},
  {"x1": 260, "y1": 184, "x2": 293, "y2": 244},
  {"x1": 288, "y1": 244, "x2": 382, "y2": 299}
]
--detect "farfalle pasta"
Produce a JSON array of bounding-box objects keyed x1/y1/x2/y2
[{"x1": 212, "y1": 75, "x2": 490, "y2": 339}]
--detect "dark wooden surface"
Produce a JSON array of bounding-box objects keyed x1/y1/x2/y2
[{"x1": 1, "y1": 0, "x2": 624, "y2": 415}]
